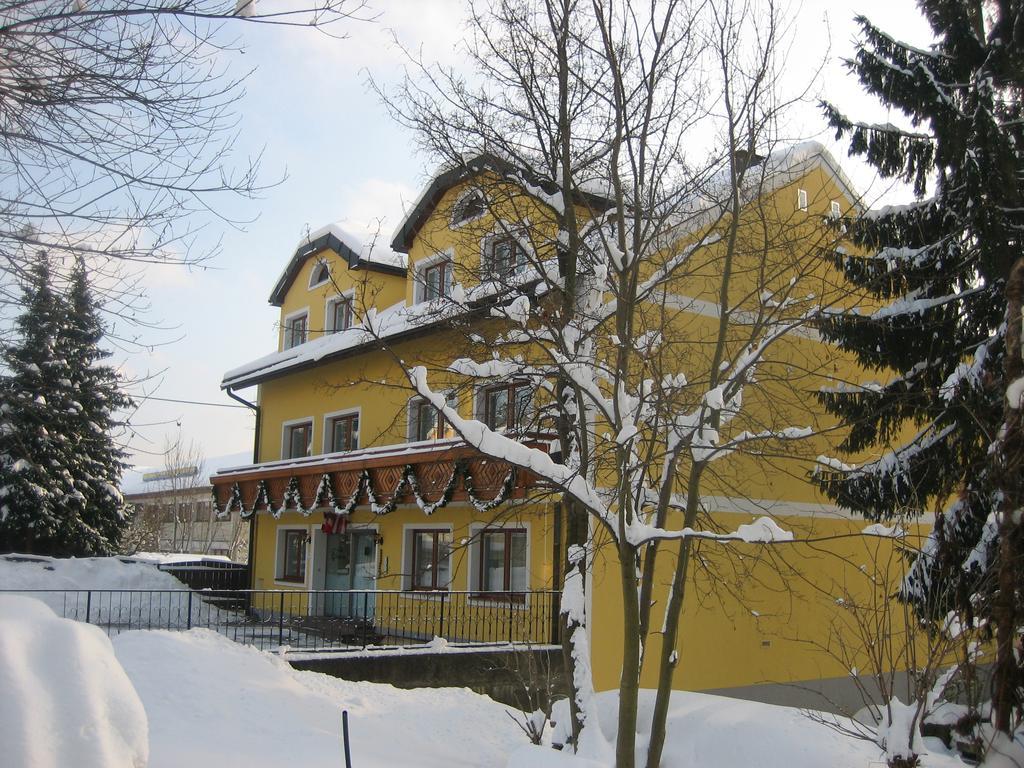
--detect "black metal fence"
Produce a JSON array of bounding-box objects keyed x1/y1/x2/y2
[
  {"x1": 2, "y1": 589, "x2": 561, "y2": 651},
  {"x1": 154, "y1": 560, "x2": 250, "y2": 591}
]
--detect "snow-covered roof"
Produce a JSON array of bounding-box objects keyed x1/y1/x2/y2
[
  {"x1": 222, "y1": 285, "x2": 496, "y2": 390},
  {"x1": 226, "y1": 142, "x2": 859, "y2": 389},
  {"x1": 121, "y1": 451, "x2": 253, "y2": 496},
  {"x1": 268, "y1": 222, "x2": 407, "y2": 307},
  {"x1": 664, "y1": 141, "x2": 861, "y2": 241},
  {"x1": 212, "y1": 437, "x2": 468, "y2": 480}
]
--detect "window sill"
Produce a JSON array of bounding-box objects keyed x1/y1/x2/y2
[{"x1": 469, "y1": 592, "x2": 527, "y2": 606}]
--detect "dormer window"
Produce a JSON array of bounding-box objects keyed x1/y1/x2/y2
[
  {"x1": 309, "y1": 262, "x2": 330, "y2": 289},
  {"x1": 451, "y1": 191, "x2": 485, "y2": 226}
]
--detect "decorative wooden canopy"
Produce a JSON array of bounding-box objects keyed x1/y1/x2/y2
[{"x1": 211, "y1": 439, "x2": 549, "y2": 520}]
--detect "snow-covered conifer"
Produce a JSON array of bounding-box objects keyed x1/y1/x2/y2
[
  {"x1": 816, "y1": 3, "x2": 1022, "y2": 620},
  {"x1": 60, "y1": 259, "x2": 133, "y2": 553},
  {"x1": 0, "y1": 255, "x2": 81, "y2": 553},
  {"x1": 0, "y1": 255, "x2": 132, "y2": 555}
]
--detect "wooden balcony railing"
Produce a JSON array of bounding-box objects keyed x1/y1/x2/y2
[{"x1": 211, "y1": 437, "x2": 551, "y2": 520}]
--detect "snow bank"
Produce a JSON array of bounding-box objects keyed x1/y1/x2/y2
[
  {"x1": 113, "y1": 629, "x2": 525, "y2": 768},
  {"x1": 510, "y1": 690, "x2": 964, "y2": 767},
  {"x1": 0, "y1": 554, "x2": 189, "y2": 591},
  {"x1": 0, "y1": 554, "x2": 207, "y2": 628},
  {"x1": 0, "y1": 594, "x2": 148, "y2": 768}
]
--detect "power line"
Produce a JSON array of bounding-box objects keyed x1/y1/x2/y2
[{"x1": 139, "y1": 395, "x2": 251, "y2": 410}]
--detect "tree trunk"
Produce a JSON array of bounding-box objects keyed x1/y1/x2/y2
[
  {"x1": 617, "y1": 538, "x2": 642, "y2": 768},
  {"x1": 993, "y1": 255, "x2": 1024, "y2": 733}
]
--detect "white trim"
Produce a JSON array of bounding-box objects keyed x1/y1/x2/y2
[
  {"x1": 322, "y1": 407, "x2": 361, "y2": 454},
  {"x1": 413, "y1": 248, "x2": 455, "y2": 304},
  {"x1": 308, "y1": 260, "x2": 331, "y2": 290},
  {"x1": 697, "y1": 493, "x2": 934, "y2": 523},
  {"x1": 657, "y1": 290, "x2": 822, "y2": 342},
  {"x1": 400, "y1": 522, "x2": 453, "y2": 591},
  {"x1": 325, "y1": 289, "x2": 356, "y2": 333},
  {"x1": 273, "y1": 524, "x2": 312, "y2": 587},
  {"x1": 281, "y1": 306, "x2": 310, "y2": 350},
  {"x1": 830, "y1": 200, "x2": 842, "y2": 219},
  {"x1": 797, "y1": 188, "x2": 809, "y2": 211},
  {"x1": 466, "y1": 521, "x2": 532, "y2": 595},
  {"x1": 281, "y1": 415, "x2": 314, "y2": 460}
]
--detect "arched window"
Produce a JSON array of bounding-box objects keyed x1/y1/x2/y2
[
  {"x1": 309, "y1": 261, "x2": 330, "y2": 288},
  {"x1": 451, "y1": 191, "x2": 485, "y2": 226}
]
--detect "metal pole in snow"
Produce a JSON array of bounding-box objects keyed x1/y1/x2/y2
[{"x1": 342, "y1": 709, "x2": 353, "y2": 768}]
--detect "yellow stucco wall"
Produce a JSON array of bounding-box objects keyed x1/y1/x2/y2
[{"x1": 588, "y1": 512, "x2": 931, "y2": 692}]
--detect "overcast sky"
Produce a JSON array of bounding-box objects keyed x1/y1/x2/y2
[{"x1": 119, "y1": 0, "x2": 935, "y2": 472}]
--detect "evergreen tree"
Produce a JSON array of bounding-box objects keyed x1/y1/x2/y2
[
  {"x1": 61, "y1": 258, "x2": 133, "y2": 553},
  {"x1": 0, "y1": 255, "x2": 82, "y2": 553},
  {"x1": 815, "y1": 3, "x2": 1022, "y2": 621},
  {"x1": 0, "y1": 255, "x2": 132, "y2": 555}
]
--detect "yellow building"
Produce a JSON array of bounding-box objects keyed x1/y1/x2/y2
[{"x1": 212, "y1": 143, "x2": 913, "y2": 708}]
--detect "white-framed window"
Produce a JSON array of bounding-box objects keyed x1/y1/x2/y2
[
  {"x1": 477, "y1": 381, "x2": 531, "y2": 433},
  {"x1": 282, "y1": 418, "x2": 313, "y2": 459},
  {"x1": 415, "y1": 251, "x2": 454, "y2": 303},
  {"x1": 450, "y1": 189, "x2": 486, "y2": 227},
  {"x1": 401, "y1": 524, "x2": 453, "y2": 591},
  {"x1": 324, "y1": 408, "x2": 360, "y2": 453},
  {"x1": 275, "y1": 526, "x2": 309, "y2": 585},
  {"x1": 282, "y1": 309, "x2": 309, "y2": 349},
  {"x1": 407, "y1": 393, "x2": 459, "y2": 442},
  {"x1": 309, "y1": 261, "x2": 330, "y2": 289},
  {"x1": 830, "y1": 200, "x2": 842, "y2": 219},
  {"x1": 326, "y1": 291, "x2": 355, "y2": 333},
  {"x1": 468, "y1": 525, "x2": 529, "y2": 597},
  {"x1": 485, "y1": 233, "x2": 528, "y2": 281},
  {"x1": 797, "y1": 188, "x2": 809, "y2": 211}
]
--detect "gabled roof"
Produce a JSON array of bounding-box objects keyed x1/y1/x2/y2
[
  {"x1": 389, "y1": 152, "x2": 615, "y2": 254},
  {"x1": 268, "y1": 223, "x2": 407, "y2": 307}
]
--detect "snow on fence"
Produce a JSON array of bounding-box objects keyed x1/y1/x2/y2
[{"x1": 0, "y1": 589, "x2": 561, "y2": 652}]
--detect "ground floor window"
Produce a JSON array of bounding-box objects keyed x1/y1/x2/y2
[
  {"x1": 277, "y1": 528, "x2": 307, "y2": 583},
  {"x1": 477, "y1": 528, "x2": 527, "y2": 594},
  {"x1": 410, "y1": 529, "x2": 452, "y2": 590}
]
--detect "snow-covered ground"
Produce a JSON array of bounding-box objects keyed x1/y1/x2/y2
[
  {"x1": 0, "y1": 557, "x2": 976, "y2": 766},
  {"x1": 115, "y1": 629, "x2": 525, "y2": 768}
]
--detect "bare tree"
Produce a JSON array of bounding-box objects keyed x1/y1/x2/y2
[
  {"x1": 369, "y1": 1, "x2": 851, "y2": 765},
  {"x1": 0, "y1": 0, "x2": 372, "y2": 326}
]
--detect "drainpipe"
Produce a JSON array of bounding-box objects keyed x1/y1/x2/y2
[{"x1": 225, "y1": 386, "x2": 261, "y2": 572}]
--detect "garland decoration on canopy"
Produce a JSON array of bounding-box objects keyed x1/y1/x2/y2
[{"x1": 214, "y1": 460, "x2": 518, "y2": 517}]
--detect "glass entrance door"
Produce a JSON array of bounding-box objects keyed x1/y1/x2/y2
[{"x1": 324, "y1": 531, "x2": 377, "y2": 619}]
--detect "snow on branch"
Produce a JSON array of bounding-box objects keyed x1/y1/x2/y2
[
  {"x1": 625, "y1": 515, "x2": 795, "y2": 547},
  {"x1": 407, "y1": 366, "x2": 613, "y2": 524}
]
